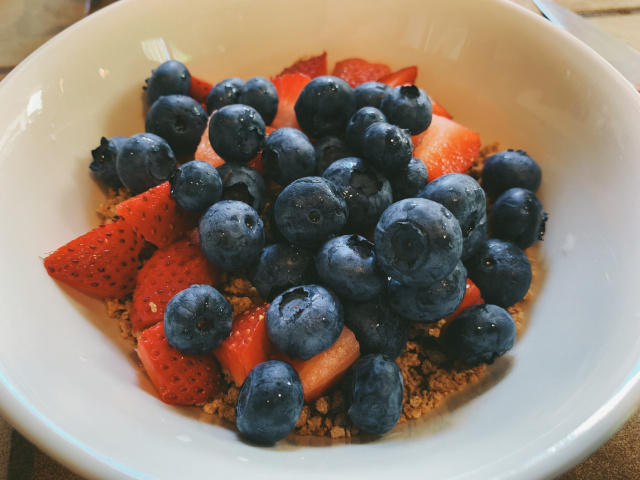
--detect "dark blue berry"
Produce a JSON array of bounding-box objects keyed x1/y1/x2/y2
[
  {"x1": 206, "y1": 77, "x2": 244, "y2": 115},
  {"x1": 465, "y1": 238, "x2": 531, "y2": 308},
  {"x1": 163, "y1": 284, "x2": 233, "y2": 355},
  {"x1": 387, "y1": 157, "x2": 428, "y2": 201},
  {"x1": 379, "y1": 85, "x2": 432, "y2": 135},
  {"x1": 490, "y1": 188, "x2": 548, "y2": 250},
  {"x1": 261, "y1": 128, "x2": 316, "y2": 186},
  {"x1": 417, "y1": 173, "x2": 488, "y2": 261},
  {"x1": 444, "y1": 304, "x2": 517, "y2": 366},
  {"x1": 481, "y1": 149, "x2": 542, "y2": 198},
  {"x1": 240, "y1": 76, "x2": 279, "y2": 125},
  {"x1": 353, "y1": 81, "x2": 392, "y2": 110},
  {"x1": 216, "y1": 162, "x2": 266, "y2": 214},
  {"x1": 144, "y1": 60, "x2": 190, "y2": 105},
  {"x1": 346, "y1": 354, "x2": 403, "y2": 435},
  {"x1": 265, "y1": 284, "x2": 344, "y2": 360},
  {"x1": 116, "y1": 133, "x2": 176, "y2": 194},
  {"x1": 235, "y1": 360, "x2": 304, "y2": 444},
  {"x1": 362, "y1": 122, "x2": 413, "y2": 171},
  {"x1": 315, "y1": 234, "x2": 385, "y2": 301},
  {"x1": 294, "y1": 76, "x2": 357, "y2": 138},
  {"x1": 374, "y1": 198, "x2": 463, "y2": 287},
  {"x1": 145, "y1": 94, "x2": 208, "y2": 156},
  {"x1": 343, "y1": 298, "x2": 408, "y2": 358},
  {"x1": 209, "y1": 104, "x2": 265, "y2": 163},
  {"x1": 387, "y1": 261, "x2": 467, "y2": 323},
  {"x1": 250, "y1": 243, "x2": 317, "y2": 301},
  {"x1": 90, "y1": 136, "x2": 126, "y2": 188},
  {"x1": 168, "y1": 160, "x2": 222, "y2": 212},
  {"x1": 314, "y1": 136, "x2": 353, "y2": 175},
  {"x1": 274, "y1": 177, "x2": 348, "y2": 249},
  {"x1": 322, "y1": 157, "x2": 392, "y2": 231},
  {"x1": 345, "y1": 107, "x2": 386, "y2": 156},
  {"x1": 199, "y1": 200, "x2": 265, "y2": 271}
]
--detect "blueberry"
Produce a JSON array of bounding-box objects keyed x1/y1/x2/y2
[
  {"x1": 266, "y1": 284, "x2": 344, "y2": 360},
  {"x1": 209, "y1": 104, "x2": 266, "y2": 163},
  {"x1": 443, "y1": 304, "x2": 517, "y2": 366},
  {"x1": 235, "y1": 360, "x2": 304, "y2": 444},
  {"x1": 481, "y1": 149, "x2": 542, "y2": 198},
  {"x1": 294, "y1": 75, "x2": 357, "y2": 138},
  {"x1": 261, "y1": 128, "x2": 316, "y2": 186},
  {"x1": 90, "y1": 136, "x2": 127, "y2": 188},
  {"x1": 343, "y1": 298, "x2": 408, "y2": 358},
  {"x1": 206, "y1": 77, "x2": 244, "y2": 115},
  {"x1": 345, "y1": 107, "x2": 387, "y2": 156},
  {"x1": 464, "y1": 238, "x2": 531, "y2": 308},
  {"x1": 144, "y1": 60, "x2": 191, "y2": 105},
  {"x1": 417, "y1": 173, "x2": 488, "y2": 261},
  {"x1": 116, "y1": 133, "x2": 177, "y2": 194},
  {"x1": 240, "y1": 76, "x2": 279, "y2": 125},
  {"x1": 216, "y1": 162, "x2": 267, "y2": 214},
  {"x1": 168, "y1": 160, "x2": 222, "y2": 212},
  {"x1": 315, "y1": 235, "x2": 386, "y2": 301},
  {"x1": 490, "y1": 188, "x2": 548, "y2": 250},
  {"x1": 387, "y1": 261, "x2": 467, "y2": 323},
  {"x1": 274, "y1": 177, "x2": 348, "y2": 249},
  {"x1": 145, "y1": 94, "x2": 208, "y2": 156},
  {"x1": 362, "y1": 122, "x2": 413, "y2": 172},
  {"x1": 379, "y1": 85, "x2": 432, "y2": 135},
  {"x1": 322, "y1": 157, "x2": 392, "y2": 231},
  {"x1": 163, "y1": 284, "x2": 233, "y2": 355},
  {"x1": 199, "y1": 200, "x2": 265, "y2": 271},
  {"x1": 314, "y1": 136, "x2": 353, "y2": 176},
  {"x1": 346, "y1": 354, "x2": 403, "y2": 435},
  {"x1": 250, "y1": 243, "x2": 317, "y2": 301},
  {"x1": 374, "y1": 198, "x2": 463, "y2": 287},
  {"x1": 387, "y1": 157, "x2": 428, "y2": 201},
  {"x1": 353, "y1": 81, "x2": 392, "y2": 110}
]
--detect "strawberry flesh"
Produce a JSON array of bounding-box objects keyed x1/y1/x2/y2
[
  {"x1": 378, "y1": 66, "x2": 418, "y2": 87},
  {"x1": 137, "y1": 322, "x2": 222, "y2": 405},
  {"x1": 279, "y1": 52, "x2": 327, "y2": 78},
  {"x1": 331, "y1": 58, "x2": 392, "y2": 87},
  {"x1": 269, "y1": 73, "x2": 311, "y2": 130},
  {"x1": 188, "y1": 75, "x2": 214, "y2": 105},
  {"x1": 44, "y1": 219, "x2": 143, "y2": 298}
]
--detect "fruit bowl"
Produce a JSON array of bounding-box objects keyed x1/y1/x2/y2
[{"x1": 1, "y1": 0, "x2": 640, "y2": 478}]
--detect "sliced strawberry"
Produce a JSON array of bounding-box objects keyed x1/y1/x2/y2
[
  {"x1": 130, "y1": 238, "x2": 220, "y2": 333},
  {"x1": 116, "y1": 182, "x2": 199, "y2": 249},
  {"x1": 44, "y1": 219, "x2": 143, "y2": 298},
  {"x1": 269, "y1": 73, "x2": 311, "y2": 130},
  {"x1": 279, "y1": 52, "x2": 327, "y2": 78},
  {"x1": 272, "y1": 327, "x2": 360, "y2": 402},
  {"x1": 331, "y1": 58, "x2": 392, "y2": 88},
  {"x1": 378, "y1": 66, "x2": 418, "y2": 87},
  {"x1": 195, "y1": 116, "x2": 272, "y2": 174},
  {"x1": 213, "y1": 303, "x2": 274, "y2": 386},
  {"x1": 445, "y1": 278, "x2": 484, "y2": 321},
  {"x1": 412, "y1": 114, "x2": 481, "y2": 181},
  {"x1": 137, "y1": 322, "x2": 222, "y2": 405},
  {"x1": 188, "y1": 75, "x2": 214, "y2": 105},
  {"x1": 431, "y1": 98, "x2": 453, "y2": 119}
]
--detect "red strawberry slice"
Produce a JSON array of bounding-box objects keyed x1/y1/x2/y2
[
  {"x1": 188, "y1": 75, "x2": 214, "y2": 105},
  {"x1": 44, "y1": 219, "x2": 143, "y2": 298},
  {"x1": 137, "y1": 322, "x2": 222, "y2": 405},
  {"x1": 378, "y1": 66, "x2": 418, "y2": 87},
  {"x1": 213, "y1": 303, "x2": 274, "y2": 386},
  {"x1": 130, "y1": 237, "x2": 220, "y2": 333},
  {"x1": 269, "y1": 73, "x2": 311, "y2": 130},
  {"x1": 279, "y1": 52, "x2": 327, "y2": 78},
  {"x1": 412, "y1": 114, "x2": 481, "y2": 181},
  {"x1": 116, "y1": 182, "x2": 199, "y2": 249},
  {"x1": 445, "y1": 278, "x2": 484, "y2": 321},
  {"x1": 431, "y1": 99, "x2": 453, "y2": 119},
  {"x1": 331, "y1": 58, "x2": 392, "y2": 88}
]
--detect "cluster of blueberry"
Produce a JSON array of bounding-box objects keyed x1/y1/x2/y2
[{"x1": 89, "y1": 59, "x2": 547, "y2": 445}]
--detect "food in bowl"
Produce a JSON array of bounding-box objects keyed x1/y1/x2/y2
[{"x1": 43, "y1": 52, "x2": 546, "y2": 444}]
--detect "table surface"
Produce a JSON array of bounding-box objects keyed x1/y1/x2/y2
[{"x1": 1, "y1": 0, "x2": 639, "y2": 478}]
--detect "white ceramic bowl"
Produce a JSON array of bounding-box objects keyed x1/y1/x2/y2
[{"x1": 2, "y1": 0, "x2": 640, "y2": 478}]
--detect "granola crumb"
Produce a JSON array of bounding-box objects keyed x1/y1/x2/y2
[{"x1": 97, "y1": 187, "x2": 130, "y2": 223}]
